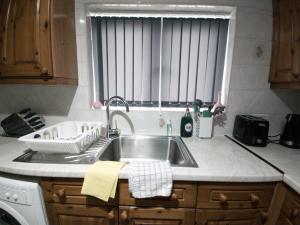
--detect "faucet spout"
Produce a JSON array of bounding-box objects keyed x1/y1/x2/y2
[{"x1": 106, "y1": 96, "x2": 130, "y2": 138}]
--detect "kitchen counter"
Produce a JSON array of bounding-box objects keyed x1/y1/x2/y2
[
  {"x1": 0, "y1": 136, "x2": 282, "y2": 183},
  {"x1": 231, "y1": 137, "x2": 300, "y2": 194}
]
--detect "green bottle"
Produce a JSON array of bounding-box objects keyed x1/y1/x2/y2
[{"x1": 180, "y1": 107, "x2": 193, "y2": 137}]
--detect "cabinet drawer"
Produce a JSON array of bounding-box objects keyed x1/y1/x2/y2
[
  {"x1": 119, "y1": 206, "x2": 195, "y2": 225},
  {"x1": 46, "y1": 204, "x2": 118, "y2": 225},
  {"x1": 281, "y1": 189, "x2": 300, "y2": 224},
  {"x1": 276, "y1": 213, "x2": 295, "y2": 225},
  {"x1": 196, "y1": 209, "x2": 268, "y2": 225},
  {"x1": 41, "y1": 179, "x2": 117, "y2": 206},
  {"x1": 197, "y1": 183, "x2": 275, "y2": 209},
  {"x1": 119, "y1": 181, "x2": 197, "y2": 208}
]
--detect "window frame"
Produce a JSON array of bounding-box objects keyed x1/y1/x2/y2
[{"x1": 86, "y1": 3, "x2": 237, "y2": 111}]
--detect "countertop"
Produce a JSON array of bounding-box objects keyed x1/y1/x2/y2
[
  {"x1": 0, "y1": 136, "x2": 282, "y2": 183},
  {"x1": 231, "y1": 137, "x2": 300, "y2": 194}
]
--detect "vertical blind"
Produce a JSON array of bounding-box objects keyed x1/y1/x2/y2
[{"x1": 91, "y1": 17, "x2": 228, "y2": 107}]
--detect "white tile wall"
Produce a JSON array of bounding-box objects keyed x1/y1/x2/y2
[{"x1": 0, "y1": 0, "x2": 299, "y2": 137}]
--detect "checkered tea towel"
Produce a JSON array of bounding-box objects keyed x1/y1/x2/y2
[{"x1": 128, "y1": 161, "x2": 173, "y2": 198}]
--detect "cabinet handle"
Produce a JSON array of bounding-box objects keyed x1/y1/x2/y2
[
  {"x1": 219, "y1": 193, "x2": 228, "y2": 203},
  {"x1": 106, "y1": 209, "x2": 115, "y2": 220},
  {"x1": 292, "y1": 74, "x2": 300, "y2": 80},
  {"x1": 171, "y1": 193, "x2": 177, "y2": 200},
  {"x1": 40, "y1": 67, "x2": 48, "y2": 75},
  {"x1": 291, "y1": 208, "x2": 300, "y2": 218},
  {"x1": 120, "y1": 210, "x2": 128, "y2": 222},
  {"x1": 44, "y1": 20, "x2": 49, "y2": 29},
  {"x1": 250, "y1": 193, "x2": 260, "y2": 204},
  {"x1": 52, "y1": 189, "x2": 65, "y2": 202},
  {"x1": 260, "y1": 211, "x2": 268, "y2": 223}
]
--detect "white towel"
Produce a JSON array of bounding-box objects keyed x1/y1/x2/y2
[{"x1": 128, "y1": 161, "x2": 173, "y2": 198}]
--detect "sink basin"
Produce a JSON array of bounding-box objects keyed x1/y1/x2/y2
[{"x1": 99, "y1": 136, "x2": 198, "y2": 167}]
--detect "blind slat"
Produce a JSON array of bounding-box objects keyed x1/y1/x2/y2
[
  {"x1": 161, "y1": 19, "x2": 172, "y2": 102},
  {"x1": 187, "y1": 20, "x2": 201, "y2": 102},
  {"x1": 107, "y1": 19, "x2": 117, "y2": 98},
  {"x1": 124, "y1": 19, "x2": 134, "y2": 101},
  {"x1": 168, "y1": 20, "x2": 181, "y2": 102},
  {"x1": 116, "y1": 19, "x2": 125, "y2": 97},
  {"x1": 151, "y1": 19, "x2": 161, "y2": 102},
  {"x1": 133, "y1": 19, "x2": 143, "y2": 101},
  {"x1": 204, "y1": 20, "x2": 219, "y2": 102},
  {"x1": 195, "y1": 20, "x2": 210, "y2": 101},
  {"x1": 179, "y1": 19, "x2": 191, "y2": 102}
]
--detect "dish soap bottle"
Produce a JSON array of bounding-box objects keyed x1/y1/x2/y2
[{"x1": 180, "y1": 107, "x2": 193, "y2": 137}]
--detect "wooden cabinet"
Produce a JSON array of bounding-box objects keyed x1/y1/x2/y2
[
  {"x1": 42, "y1": 178, "x2": 117, "y2": 206},
  {"x1": 275, "y1": 186, "x2": 300, "y2": 225},
  {"x1": 196, "y1": 209, "x2": 268, "y2": 225},
  {"x1": 41, "y1": 179, "x2": 277, "y2": 225},
  {"x1": 0, "y1": 0, "x2": 77, "y2": 85},
  {"x1": 41, "y1": 178, "x2": 118, "y2": 225},
  {"x1": 119, "y1": 181, "x2": 197, "y2": 208},
  {"x1": 196, "y1": 183, "x2": 276, "y2": 225},
  {"x1": 119, "y1": 207, "x2": 195, "y2": 225},
  {"x1": 197, "y1": 183, "x2": 275, "y2": 210},
  {"x1": 270, "y1": 0, "x2": 300, "y2": 89},
  {"x1": 46, "y1": 204, "x2": 118, "y2": 225}
]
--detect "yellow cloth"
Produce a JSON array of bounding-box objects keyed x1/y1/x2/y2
[{"x1": 81, "y1": 161, "x2": 126, "y2": 202}]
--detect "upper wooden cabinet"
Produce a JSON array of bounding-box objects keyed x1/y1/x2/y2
[
  {"x1": 0, "y1": 0, "x2": 78, "y2": 85},
  {"x1": 270, "y1": 0, "x2": 300, "y2": 89}
]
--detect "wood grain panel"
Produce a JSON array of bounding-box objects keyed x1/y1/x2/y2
[
  {"x1": 119, "y1": 181, "x2": 197, "y2": 208},
  {"x1": 46, "y1": 204, "x2": 118, "y2": 225},
  {"x1": 41, "y1": 178, "x2": 117, "y2": 206},
  {"x1": 196, "y1": 209, "x2": 268, "y2": 225},
  {"x1": 197, "y1": 183, "x2": 275, "y2": 209},
  {"x1": 119, "y1": 206, "x2": 195, "y2": 225}
]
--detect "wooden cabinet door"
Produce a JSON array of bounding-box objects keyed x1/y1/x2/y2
[
  {"x1": 270, "y1": 0, "x2": 295, "y2": 83},
  {"x1": 119, "y1": 207, "x2": 195, "y2": 225},
  {"x1": 276, "y1": 213, "x2": 295, "y2": 225},
  {"x1": 195, "y1": 209, "x2": 268, "y2": 225},
  {"x1": 0, "y1": 0, "x2": 52, "y2": 78},
  {"x1": 292, "y1": 0, "x2": 300, "y2": 78},
  {"x1": 0, "y1": 0, "x2": 12, "y2": 68},
  {"x1": 46, "y1": 204, "x2": 117, "y2": 225}
]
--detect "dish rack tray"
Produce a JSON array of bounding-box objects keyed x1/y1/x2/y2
[{"x1": 18, "y1": 121, "x2": 105, "y2": 153}]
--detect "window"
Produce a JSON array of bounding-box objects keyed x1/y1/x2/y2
[{"x1": 91, "y1": 14, "x2": 229, "y2": 108}]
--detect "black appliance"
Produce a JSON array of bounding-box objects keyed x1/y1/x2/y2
[
  {"x1": 233, "y1": 115, "x2": 269, "y2": 147},
  {"x1": 280, "y1": 114, "x2": 300, "y2": 149}
]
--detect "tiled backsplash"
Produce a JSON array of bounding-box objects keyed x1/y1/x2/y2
[{"x1": 0, "y1": 0, "x2": 299, "y2": 136}]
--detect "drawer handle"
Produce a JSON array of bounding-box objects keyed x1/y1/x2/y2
[
  {"x1": 260, "y1": 211, "x2": 268, "y2": 223},
  {"x1": 291, "y1": 208, "x2": 300, "y2": 218},
  {"x1": 52, "y1": 189, "x2": 65, "y2": 202},
  {"x1": 171, "y1": 193, "x2": 177, "y2": 201},
  {"x1": 250, "y1": 193, "x2": 260, "y2": 203},
  {"x1": 40, "y1": 67, "x2": 48, "y2": 75},
  {"x1": 292, "y1": 73, "x2": 300, "y2": 80},
  {"x1": 107, "y1": 209, "x2": 115, "y2": 220},
  {"x1": 219, "y1": 193, "x2": 228, "y2": 203},
  {"x1": 120, "y1": 210, "x2": 128, "y2": 221}
]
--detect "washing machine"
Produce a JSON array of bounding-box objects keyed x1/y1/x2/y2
[{"x1": 0, "y1": 174, "x2": 48, "y2": 225}]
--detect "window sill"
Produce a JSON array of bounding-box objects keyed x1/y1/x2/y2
[{"x1": 95, "y1": 106, "x2": 189, "y2": 112}]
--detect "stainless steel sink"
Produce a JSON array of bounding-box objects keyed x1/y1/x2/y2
[
  {"x1": 99, "y1": 136, "x2": 198, "y2": 167},
  {"x1": 14, "y1": 135, "x2": 197, "y2": 168}
]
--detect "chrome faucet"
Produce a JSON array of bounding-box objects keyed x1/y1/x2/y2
[{"x1": 106, "y1": 96, "x2": 129, "y2": 138}]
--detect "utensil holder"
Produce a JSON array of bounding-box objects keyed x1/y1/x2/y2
[{"x1": 198, "y1": 117, "x2": 214, "y2": 139}]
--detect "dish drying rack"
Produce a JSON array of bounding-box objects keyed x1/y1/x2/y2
[{"x1": 18, "y1": 121, "x2": 105, "y2": 154}]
